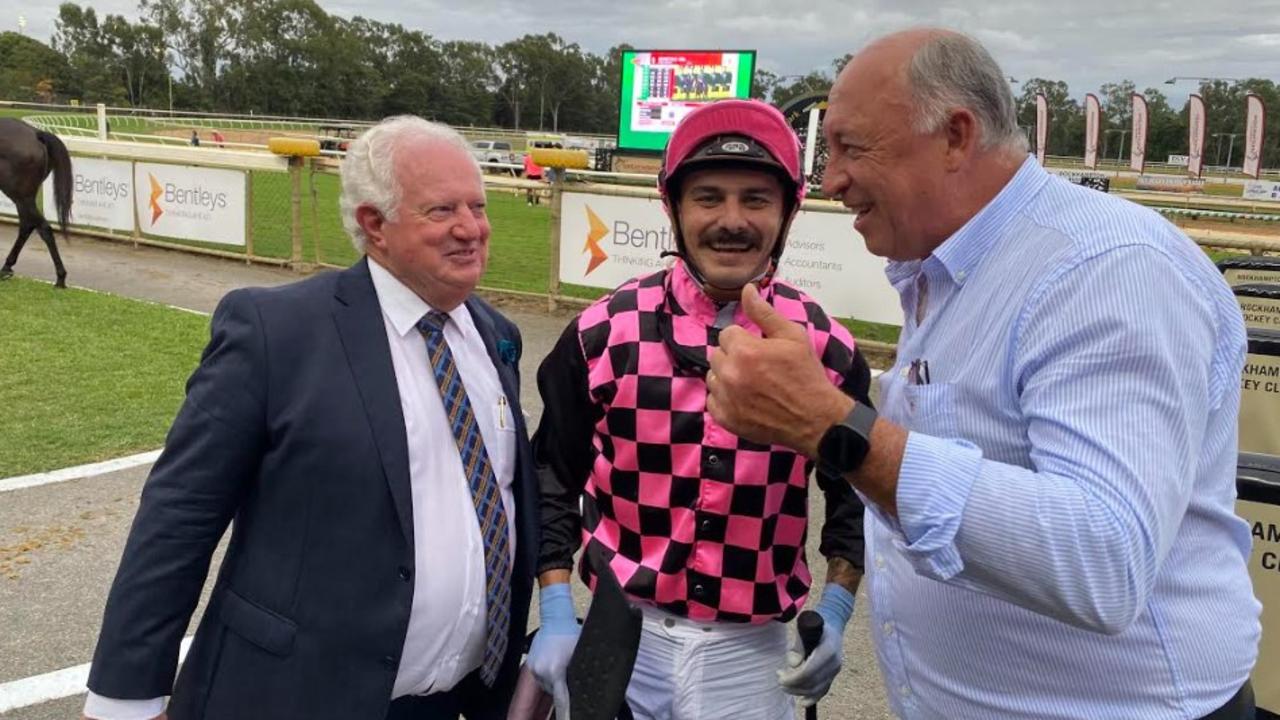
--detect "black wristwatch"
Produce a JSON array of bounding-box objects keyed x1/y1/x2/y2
[{"x1": 817, "y1": 402, "x2": 878, "y2": 474}]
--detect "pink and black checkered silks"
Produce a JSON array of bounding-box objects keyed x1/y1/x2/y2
[{"x1": 569, "y1": 261, "x2": 861, "y2": 624}]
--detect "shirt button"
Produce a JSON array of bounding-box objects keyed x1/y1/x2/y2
[
  {"x1": 398, "y1": 566, "x2": 412, "y2": 581},
  {"x1": 899, "y1": 685, "x2": 911, "y2": 698},
  {"x1": 882, "y1": 621, "x2": 894, "y2": 636},
  {"x1": 875, "y1": 556, "x2": 885, "y2": 570},
  {"x1": 664, "y1": 617, "x2": 675, "y2": 628}
]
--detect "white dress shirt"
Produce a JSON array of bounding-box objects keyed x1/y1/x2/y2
[{"x1": 85, "y1": 258, "x2": 516, "y2": 719}]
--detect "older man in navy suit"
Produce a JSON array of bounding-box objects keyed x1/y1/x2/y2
[{"x1": 84, "y1": 115, "x2": 538, "y2": 720}]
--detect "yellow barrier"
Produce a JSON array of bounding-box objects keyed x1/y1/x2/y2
[
  {"x1": 530, "y1": 148, "x2": 589, "y2": 169},
  {"x1": 268, "y1": 137, "x2": 321, "y2": 157}
]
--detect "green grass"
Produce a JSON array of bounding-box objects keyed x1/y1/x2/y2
[
  {"x1": 1109, "y1": 177, "x2": 1261, "y2": 199},
  {"x1": 0, "y1": 277, "x2": 209, "y2": 477}
]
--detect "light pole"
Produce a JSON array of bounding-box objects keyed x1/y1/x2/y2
[
  {"x1": 1164, "y1": 75, "x2": 1242, "y2": 86},
  {"x1": 1212, "y1": 132, "x2": 1242, "y2": 169},
  {"x1": 1105, "y1": 129, "x2": 1131, "y2": 163},
  {"x1": 154, "y1": 46, "x2": 173, "y2": 114}
]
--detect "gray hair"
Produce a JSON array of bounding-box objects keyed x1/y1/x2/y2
[
  {"x1": 339, "y1": 115, "x2": 479, "y2": 253},
  {"x1": 907, "y1": 32, "x2": 1028, "y2": 154}
]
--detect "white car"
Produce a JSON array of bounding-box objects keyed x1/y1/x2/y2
[{"x1": 469, "y1": 140, "x2": 520, "y2": 169}]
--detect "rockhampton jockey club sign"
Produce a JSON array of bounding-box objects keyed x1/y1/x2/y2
[{"x1": 557, "y1": 190, "x2": 902, "y2": 326}]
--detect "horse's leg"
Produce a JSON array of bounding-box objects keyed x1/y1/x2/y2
[
  {"x1": 0, "y1": 220, "x2": 37, "y2": 280},
  {"x1": 36, "y1": 222, "x2": 67, "y2": 288}
]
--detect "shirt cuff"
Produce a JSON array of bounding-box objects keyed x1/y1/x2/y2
[
  {"x1": 84, "y1": 691, "x2": 167, "y2": 720},
  {"x1": 894, "y1": 431, "x2": 984, "y2": 580}
]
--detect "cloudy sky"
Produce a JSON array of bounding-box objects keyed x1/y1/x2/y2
[{"x1": 10, "y1": 0, "x2": 1279, "y2": 104}]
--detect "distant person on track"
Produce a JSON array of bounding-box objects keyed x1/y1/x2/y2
[
  {"x1": 189, "y1": 130, "x2": 199, "y2": 147},
  {"x1": 703, "y1": 28, "x2": 1261, "y2": 720},
  {"x1": 84, "y1": 115, "x2": 538, "y2": 720},
  {"x1": 523, "y1": 151, "x2": 543, "y2": 206}
]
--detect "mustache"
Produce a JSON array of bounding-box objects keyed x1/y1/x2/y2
[{"x1": 701, "y1": 228, "x2": 762, "y2": 249}]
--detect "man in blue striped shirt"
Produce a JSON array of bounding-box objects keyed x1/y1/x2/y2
[{"x1": 704, "y1": 28, "x2": 1261, "y2": 720}]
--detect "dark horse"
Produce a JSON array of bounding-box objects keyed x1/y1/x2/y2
[{"x1": 0, "y1": 118, "x2": 72, "y2": 288}]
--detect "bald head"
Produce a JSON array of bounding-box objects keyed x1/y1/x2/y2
[
  {"x1": 820, "y1": 28, "x2": 1026, "y2": 261},
  {"x1": 835, "y1": 28, "x2": 1026, "y2": 154}
]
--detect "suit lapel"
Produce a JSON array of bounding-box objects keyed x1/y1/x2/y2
[{"x1": 332, "y1": 259, "x2": 414, "y2": 546}]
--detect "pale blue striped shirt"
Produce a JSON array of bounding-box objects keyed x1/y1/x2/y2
[{"x1": 868, "y1": 157, "x2": 1261, "y2": 719}]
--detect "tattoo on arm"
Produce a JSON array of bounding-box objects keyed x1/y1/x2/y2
[{"x1": 825, "y1": 556, "x2": 862, "y2": 595}]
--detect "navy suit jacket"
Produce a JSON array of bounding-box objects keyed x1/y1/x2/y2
[{"x1": 88, "y1": 259, "x2": 538, "y2": 719}]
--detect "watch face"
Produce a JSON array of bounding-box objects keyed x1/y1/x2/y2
[{"x1": 820, "y1": 406, "x2": 873, "y2": 472}]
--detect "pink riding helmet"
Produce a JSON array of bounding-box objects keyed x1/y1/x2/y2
[{"x1": 658, "y1": 98, "x2": 805, "y2": 208}]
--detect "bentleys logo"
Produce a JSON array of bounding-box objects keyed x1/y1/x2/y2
[
  {"x1": 148, "y1": 174, "x2": 165, "y2": 224},
  {"x1": 583, "y1": 205, "x2": 608, "y2": 275},
  {"x1": 146, "y1": 172, "x2": 230, "y2": 225}
]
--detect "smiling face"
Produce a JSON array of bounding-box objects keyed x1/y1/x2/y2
[
  {"x1": 820, "y1": 38, "x2": 954, "y2": 262},
  {"x1": 360, "y1": 136, "x2": 490, "y2": 310},
  {"x1": 676, "y1": 166, "x2": 786, "y2": 300}
]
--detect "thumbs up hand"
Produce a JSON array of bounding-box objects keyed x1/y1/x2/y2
[{"x1": 707, "y1": 284, "x2": 853, "y2": 457}]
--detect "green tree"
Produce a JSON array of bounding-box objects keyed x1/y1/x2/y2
[
  {"x1": 1016, "y1": 78, "x2": 1080, "y2": 157},
  {"x1": 139, "y1": 0, "x2": 250, "y2": 108},
  {"x1": 53, "y1": 3, "x2": 127, "y2": 103},
  {"x1": 435, "y1": 40, "x2": 496, "y2": 126},
  {"x1": 1197, "y1": 78, "x2": 1279, "y2": 168},
  {"x1": 751, "y1": 69, "x2": 778, "y2": 104},
  {"x1": 1140, "y1": 87, "x2": 1183, "y2": 165},
  {"x1": 0, "y1": 32, "x2": 72, "y2": 102},
  {"x1": 772, "y1": 71, "x2": 831, "y2": 110},
  {"x1": 101, "y1": 15, "x2": 167, "y2": 107},
  {"x1": 493, "y1": 39, "x2": 530, "y2": 129}
]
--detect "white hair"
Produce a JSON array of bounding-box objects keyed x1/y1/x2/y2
[
  {"x1": 907, "y1": 32, "x2": 1028, "y2": 154},
  {"x1": 339, "y1": 115, "x2": 479, "y2": 253}
]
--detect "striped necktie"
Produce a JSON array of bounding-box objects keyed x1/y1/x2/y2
[{"x1": 417, "y1": 310, "x2": 512, "y2": 686}]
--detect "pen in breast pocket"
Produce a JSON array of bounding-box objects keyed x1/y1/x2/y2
[
  {"x1": 909, "y1": 359, "x2": 932, "y2": 386},
  {"x1": 498, "y1": 395, "x2": 508, "y2": 430}
]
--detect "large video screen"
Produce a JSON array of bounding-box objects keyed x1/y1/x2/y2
[{"x1": 617, "y1": 50, "x2": 757, "y2": 153}]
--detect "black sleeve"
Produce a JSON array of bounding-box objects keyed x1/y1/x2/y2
[
  {"x1": 816, "y1": 346, "x2": 873, "y2": 571},
  {"x1": 534, "y1": 317, "x2": 603, "y2": 575},
  {"x1": 89, "y1": 289, "x2": 266, "y2": 697}
]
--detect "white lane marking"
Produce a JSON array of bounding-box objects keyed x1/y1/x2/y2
[
  {"x1": 0, "y1": 450, "x2": 162, "y2": 493},
  {"x1": 0, "y1": 636, "x2": 193, "y2": 712},
  {"x1": 16, "y1": 274, "x2": 212, "y2": 317}
]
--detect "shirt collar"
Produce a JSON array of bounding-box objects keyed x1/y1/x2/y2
[
  {"x1": 932, "y1": 155, "x2": 1048, "y2": 284},
  {"x1": 885, "y1": 155, "x2": 1048, "y2": 287},
  {"x1": 367, "y1": 257, "x2": 460, "y2": 338}
]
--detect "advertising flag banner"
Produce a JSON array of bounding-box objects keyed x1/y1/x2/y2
[
  {"x1": 1084, "y1": 93, "x2": 1101, "y2": 169},
  {"x1": 1243, "y1": 93, "x2": 1267, "y2": 179},
  {"x1": 1188, "y1": 94, "x2": 1207, "y2": 177},
  {"x1": 1130, "y1": 93, "x2": 1149, "y2": 173}
]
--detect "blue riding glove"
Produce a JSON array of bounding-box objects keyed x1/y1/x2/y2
[
  {"x1": 777, "y1": 583, "x2": 856, "y2": 708},
  {"x1": 526, "y1": 583, "x2": 580, "y2": 720}
]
